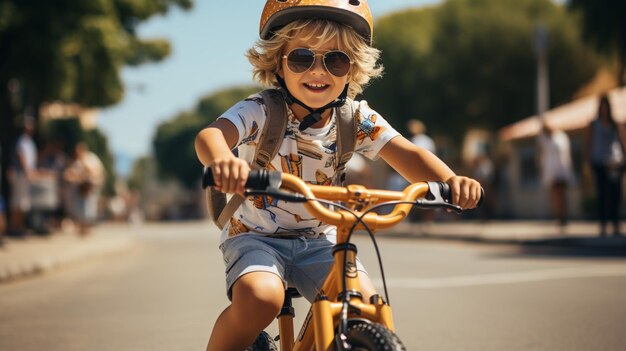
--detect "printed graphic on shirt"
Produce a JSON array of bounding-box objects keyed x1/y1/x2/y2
[
  {"x1": 240, "y1": 121, "x2": 259, "y2": 145},
  {"x1": 315, "y1": 169, "x2": 332, "y2": 185},
  {"x1": 228, "y1": 217, "x2": 250, "y2": 237},
  {"x1": 356, "y1": 109, "x2": 385, "y2": 145},
  {"x1": 295, "y1": 136, "x2": 324, "y2": 161},
  {"x1": 281, "y1": 153, "x2": 303, "y2": 177},
  {"x1": 252, "y1": 194, "x2": 278, "y2": 211},
  {"x1": 216, "y1": 94, "x2": 399, "y2": 244}
]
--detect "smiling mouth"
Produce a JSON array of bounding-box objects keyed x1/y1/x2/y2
[{"x1": 304, "y1": 83, "x2": 330, "y2": 91}]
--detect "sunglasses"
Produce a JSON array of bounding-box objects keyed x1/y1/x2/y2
[{"x1": 282, "y1": 48, "x2": 353, "y2": 77}]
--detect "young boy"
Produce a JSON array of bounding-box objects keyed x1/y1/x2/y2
[{"x1": 195, "y1": 1, "x2": 482, "y2": 350}]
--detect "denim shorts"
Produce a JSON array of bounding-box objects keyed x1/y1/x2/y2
[{"x1": 220, "y1": 234, "x2": 367, "y2": 303}]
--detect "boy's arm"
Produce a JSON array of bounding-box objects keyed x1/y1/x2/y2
[
  {"x1": 195, "y1": 119, "x2": 250, "y2": 195},
  {"x1": 379, "y1": 135, "x2": 481, "y2": 209}
]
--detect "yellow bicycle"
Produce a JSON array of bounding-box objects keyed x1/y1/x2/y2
[{"x1": 203, "y1": 168, "x2": 479, "y2": 350}]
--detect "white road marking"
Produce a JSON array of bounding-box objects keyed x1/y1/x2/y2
[{"x1": 372, "y1": 265, "x2": 626, "y2": 289}]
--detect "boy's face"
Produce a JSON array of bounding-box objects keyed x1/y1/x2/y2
[{"x1": 278, "y1": 37, "x2": 350, "y2": 110}]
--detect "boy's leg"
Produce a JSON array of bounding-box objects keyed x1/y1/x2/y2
[{"x1": 207, "y1": 271, "x2": 285, "y2": 351}]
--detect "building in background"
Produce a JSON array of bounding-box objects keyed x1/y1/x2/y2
[{"x1": 498, "y1": 86, "x2": 626, "y2": 219}]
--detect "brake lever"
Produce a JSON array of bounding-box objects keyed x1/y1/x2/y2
[{"x1": 413, "y1": 181, "x2": 463, "y2": 214}]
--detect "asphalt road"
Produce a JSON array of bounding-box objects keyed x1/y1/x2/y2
[{"x1": 0, "y1": 222, "x2": 625, "y2": 351}]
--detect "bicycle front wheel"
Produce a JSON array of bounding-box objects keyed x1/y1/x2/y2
[
  {"x1": 246, "y1": 331, "x2": 278, "y2": 351},
  {"x1": 346, "y1": 322, "x2": 406, "y2": 351}
]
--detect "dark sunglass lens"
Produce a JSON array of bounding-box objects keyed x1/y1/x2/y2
[
  {"x1": 324, "y1": 51, "x2": 351, "y2": 77},
  {"x1": 287, "y1": 49, "x2": 315, "y2": 73}
]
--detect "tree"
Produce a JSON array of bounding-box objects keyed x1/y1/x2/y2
[
  {"x1": 363, "y1": 0, "x2": 600, "y2": 142},
  {"x1": 0, "y1": 0, "x2": 192, "y2": 211},
  {"x1": 153, "y1": 86, "x2": 260, "y2": 189},
  {"x1": 0, "y1": 0, "x2": 192, "y2": 113},
  {"x1": 568, "y1": 0, "x2": 626, "y2": 86}
]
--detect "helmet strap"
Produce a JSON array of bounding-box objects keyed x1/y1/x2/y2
[{"x1": 275, "y1": 74, "x2": 349, "y2": 131}]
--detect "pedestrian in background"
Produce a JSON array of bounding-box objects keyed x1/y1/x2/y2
[
  {"x1": 408, "y1": 119, "x2": 436, "y2": 154},
  {"x1": 35, "y1": 141, "x2": 67, "y2": 233},
  {"x1": 407, "y1": 119, "x2": 437, "y2": 223},
  {"x1": 7, "y1": 116, "x2": 38, "y2": 237},
  {"x1": 584, "y1": 94, "x2": 625, "y2": 237},
  {"x1": 471, "y1": 153, "x2": 495, "y2": 221},
  {"x1": 386, "y1": 118, "x2": 437, "y2": 194},
  {"x1": 63, "y1": 143, "x2": 105, "y2": 236},
  {"x1": 537, "y1": 121, "x2": 574, "y2": 227}
]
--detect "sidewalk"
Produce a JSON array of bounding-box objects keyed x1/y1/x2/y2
[
  {"x1": 1, "y1": 220, "x2": 624, "y2": 285},
  {"x1": 388, "y1": 219, "x2": 626, "y2": 248},
  {"x1": 0, "y1": 223, "x2": 136, "y2": 283}
]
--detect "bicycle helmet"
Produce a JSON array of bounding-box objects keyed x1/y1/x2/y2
[
  {"x1": 260, "y1": 0, "x2": 373, "y2": 45},
  {"x1": 260, "y1": 0, "x2": 373, "y2": 131}
]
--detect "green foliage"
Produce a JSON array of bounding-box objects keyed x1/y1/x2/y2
[
  {"x1": 128, "y1": 156, "x2": 151, "y2": 191},
  {"x1": 152, "y1": 85, "x2": 260, "y2": 189},
  {"x1": 568, "y1": 0, "x2": 626, "y2": 85},
  {"x1": 40, "y1": 118, "x2": 85, "y2": 154},
  {"x1": 124, "y1": 38, "x2": 172, "y2": 66},
  {"x1": 0, "y1": 0, "x2": 192, "y2": 110},
  {"x1": 363, "y1": 0, "x2": 600, "y2": 141}
]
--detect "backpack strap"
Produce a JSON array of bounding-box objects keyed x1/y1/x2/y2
[
  {"x1": 207, "y1": 89, "x2": 288, "y2": 229},
  {"x1": 335, "y1": 99, "x2": 357, "y2": 184},
  {"x1": 254, "y1": 89, "x2": 289, "y2": 168}
]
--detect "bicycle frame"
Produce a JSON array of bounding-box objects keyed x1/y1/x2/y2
[{"x1": 273, "y1": 173, "x2": 432, "y2": 351}]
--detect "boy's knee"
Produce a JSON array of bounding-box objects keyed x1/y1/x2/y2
[{"x1": 232, "y1": 272, "x2": 285, "y2": 317}]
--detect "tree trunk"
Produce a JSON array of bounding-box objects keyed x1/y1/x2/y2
[
  {"x1": 619, "y1": 56, "x2": 625, "y2": 87},
  {"x1": 0, "y1": 81, "x2": 18, "y2": 223},
  {"x1": 617, "y1": 40, "x2": 626, "y2": 87}
]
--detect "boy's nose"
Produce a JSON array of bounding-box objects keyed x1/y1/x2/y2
[{"x1": 309, "y1": 55, "x2": 327, "y2": 75}]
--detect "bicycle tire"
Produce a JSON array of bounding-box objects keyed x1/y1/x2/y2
[
  {"x1": 345, "y1": 322, "x2": 406, "y2": 351},
  {"x1": 246, "y1": 331, "x2": 278, "y2": 351}
]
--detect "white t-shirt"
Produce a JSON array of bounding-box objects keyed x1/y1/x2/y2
[
  {"x1": 537, "y1": 130, "x2": 574, "y2": 185},
  {"x1": 217, "y1": 94, "x2": 399, "y2": 244},
  {"x1": 410, "y1": 134, "x2": 436, "y2": 153},
  {"x1": 15, "y1": 134, "x2": 37, "y2": 174}
]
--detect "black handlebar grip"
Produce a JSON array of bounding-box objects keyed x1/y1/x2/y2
[
  {"x1": 202, "y1": 168, "x2": 274, "y2": 190},
  {"x1": 477, "y1": 187, "x2": 485, "y2": 208},
  {"x1": 436, "y1": 182, "x2": 485, "y2": 208},
  {"x1": 438, "y1": 182, "x2": 452, "y2": 203}
]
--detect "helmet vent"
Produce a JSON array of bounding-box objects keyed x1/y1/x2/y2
[{"x1": 349, "y1": 0, "x2": 361, "y2": 5}]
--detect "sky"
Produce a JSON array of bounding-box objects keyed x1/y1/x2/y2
[{"x1": 98, "y1": 1, "x2": 440, "y2": 175}]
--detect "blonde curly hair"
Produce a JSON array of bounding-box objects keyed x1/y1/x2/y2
[{"x1": 246, "y1": 19, "x2": 383, "y2": 99}]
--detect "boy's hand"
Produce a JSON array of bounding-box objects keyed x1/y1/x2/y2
[
  {"x1": 445, "y1": 176, "x2": 482, "y2": 209},
  {"x1": 209, "y1": 157, "x2": 250, "y2": 196}
]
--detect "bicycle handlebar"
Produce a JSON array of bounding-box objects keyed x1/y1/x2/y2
[{"x1": 202, "y1": 168, "x2": 481, "y2": 231}]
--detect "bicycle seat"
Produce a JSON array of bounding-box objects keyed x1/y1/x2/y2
[{"x1": 285, "y1": 287, "x2": 302, "y2": 299}]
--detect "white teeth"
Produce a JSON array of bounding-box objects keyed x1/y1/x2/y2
[{"x1": 306, "y1": 83, "x2": 327, "y2": 88}]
